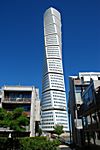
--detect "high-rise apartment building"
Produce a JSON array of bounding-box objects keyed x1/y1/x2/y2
[{"x1": 41, "y1": 7, "x2": 69, "y2": 132}]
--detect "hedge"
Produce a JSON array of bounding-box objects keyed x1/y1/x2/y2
[{"x1": 0, "y1": 136, "x2": 61, "y2": 150}]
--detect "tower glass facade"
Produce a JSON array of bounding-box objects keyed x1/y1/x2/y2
[{"x1": 41, "y1": 7, "x2": 69, "y2": 132}]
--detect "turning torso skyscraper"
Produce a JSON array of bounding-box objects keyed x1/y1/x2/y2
[{"x1": 41, "y1": 7, "x2": 69, "y2": 132}]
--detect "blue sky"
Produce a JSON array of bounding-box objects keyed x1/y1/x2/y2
[{"x1": 0, "y1": 0, "x2": 100, "y2": 97}]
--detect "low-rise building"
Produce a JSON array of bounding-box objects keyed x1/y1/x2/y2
[
  {"x1": 0, "y1": 85, "x2": 40, "y2": 137},
  {"x1": 79, "y1": 80, "x2": 100, "y2": 145},
  {"x1": 68, "y1": 72, "x2": 100, "y2": 146}
]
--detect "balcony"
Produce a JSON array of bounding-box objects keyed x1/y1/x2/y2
[{"x1": 2, "y1": 98, "x2": 31, "y2": 103}]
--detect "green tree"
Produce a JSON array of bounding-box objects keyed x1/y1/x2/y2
[
  {"x1": 0, "y1": 108, "x2": 29, "y2": 132},
  {"x1": 0, "y1": 108, "x2": 6, "y2": 120},
  {"x1": 54, "y1": 124, "x2": 64, "y2": 138},
  {"x1": 37, "y1": 128, "x2": 42, "y2": 136},
  {"x1": 0, "y1": 108, "x2": 9, "y2": 127}
]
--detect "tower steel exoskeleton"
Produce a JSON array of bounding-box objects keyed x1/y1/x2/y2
[{"x1": 41, "y1": 7, "x2": 69, "y2": 132}]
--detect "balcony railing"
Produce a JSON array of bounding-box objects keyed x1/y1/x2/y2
[{"x1": 3, "y1": 98, "x2": 31, "y2": 103}]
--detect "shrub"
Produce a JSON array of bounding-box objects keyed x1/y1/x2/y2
[
  {"x1": 0, "y1": 137, "x2": 7, "y2": 150},
  {"x1": 19, "y1": 136, "x2": 61, "y2": 150},
  {"x1": 0, "y1": 136, "x2": 61, "y2": 150}
]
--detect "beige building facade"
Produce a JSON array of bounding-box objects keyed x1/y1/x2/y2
[{"x1": 0, "y1": 85, "x2": 40, "y2": 137}]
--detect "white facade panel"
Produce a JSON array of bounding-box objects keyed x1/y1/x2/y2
[
  {"x1": 84, "y1": 76, "x2": 91, "y2": 82},
  {"x1": 46, "y1": 46, "x2": 61, "y2": 58},
  {"x1": 45, "y1": 34, "x2": 59, "y2": 46},
  {"x1": 44, "y1": 24, "x2": 56, "y2": 36},
  {"x1": 3, "y1": 86, "x2": 33, "y2": 91},
  {"x1": 91, "y1": 76, "x2": 98, "y2": 80},
  {"x1": 79, "y1": 72, "x2": 100, "y2": 81},
  {"x1": 47, "y1": 59, "x2": 63, "y2": 74}
]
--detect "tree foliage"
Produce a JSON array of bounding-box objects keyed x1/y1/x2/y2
[
  {"x1": 0, "y1": 108, "x2": 29, "y2": 131},
  {"x1": 0, "y1": 108, "x2": 6, "y2": 120},
  {"x1": 0, "y1": 137, "x2": 61, "y2": 150},
  {"x1": 54, "y1": 124, "x2": 64, "y2": 137},
  {"x1": 37, "y1": 128, "x2": 42, "y2": 136},
  {"x1": 20, "y1": 137, "x2": 61, "y2": 150}
]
